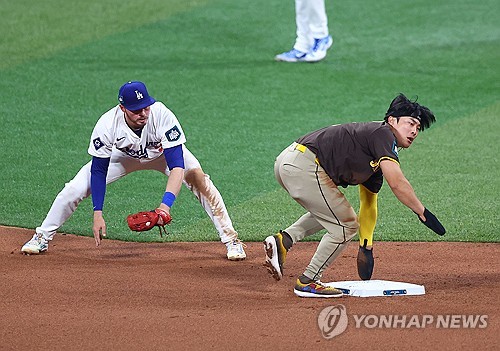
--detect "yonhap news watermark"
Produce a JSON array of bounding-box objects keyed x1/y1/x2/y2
[{"x1": 318, "y1": 304, "x2": 488, "y2": 339}]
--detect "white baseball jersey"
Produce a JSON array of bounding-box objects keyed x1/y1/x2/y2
[
  {"x1": 37, "y1": 100, "x2": 238, "y2": 244},
  {"x1": 88, "y1": 101, "x2": 186, "y2": 160}
]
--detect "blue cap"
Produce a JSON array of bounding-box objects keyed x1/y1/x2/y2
[{"x1": 118, "y1": 81, "x2": 156, "y2": 110}]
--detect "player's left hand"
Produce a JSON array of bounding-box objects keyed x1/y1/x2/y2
[
  {"x1": 417, "y1": 208, "x2": 446, "y2": 235},
  {"x1": 93, "y1": 211, "x2": 107, "y2": 247}
]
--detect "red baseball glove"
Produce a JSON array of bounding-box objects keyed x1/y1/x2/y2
[{"x1": 126, "y1": 208, "x2": 172, "y2": 237}]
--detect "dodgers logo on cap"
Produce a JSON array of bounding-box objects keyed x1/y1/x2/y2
[{"x1": 118, "y1": 81, "x2": 156, "y2": 111}]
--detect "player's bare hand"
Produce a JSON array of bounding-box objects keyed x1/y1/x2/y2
[
  {"x1": 156, "y1": 204, "x2": 171, "y2": 226},
  {"x1": 93, "y1": 211, "x2": 107, "y2": 247}
]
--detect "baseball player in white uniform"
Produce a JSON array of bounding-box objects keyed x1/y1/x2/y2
[
  {"x1": 275, "y1": 0, "x2": 333, "y2": 62},
  {"x1": 21, "y1": 81, "x2": 246, "y2": 260}
]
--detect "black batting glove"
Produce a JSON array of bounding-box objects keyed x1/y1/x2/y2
[{"x1": 417, "y1": 208, "x2": 446, "y2": 236}]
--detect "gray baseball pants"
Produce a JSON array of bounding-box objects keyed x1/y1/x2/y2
[{"x1": 274, "y1": 143, "x2": 359, "y2": 281}]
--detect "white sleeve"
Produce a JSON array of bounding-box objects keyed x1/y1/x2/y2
[
  {"x1": 157, "y1": 103, "x2": 187, "y2": 149},
  {"x1": 88, "y1": 114, "x2": 113, "y2": 158}
]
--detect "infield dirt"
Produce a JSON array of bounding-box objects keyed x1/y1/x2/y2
[{"x1": 1, "y1": 226, "x2": 498, "y2": 350}]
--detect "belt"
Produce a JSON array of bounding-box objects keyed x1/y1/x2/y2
[
  {"x1": 293, "y1": 142, "x2": 320, "y2": 165},
  {"x1": 295, "y1": 143, "x2": 307, "y2": 153}
]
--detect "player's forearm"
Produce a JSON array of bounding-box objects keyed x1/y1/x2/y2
[
  {"x1": 166, "y1": 167, "x2": 184, "y2": 195},
  {"x1": 389, "y1": 178, "x2": 425, "y2": 216},
  {"x1": 380, "y1": 160, "x2": 425, "y2": 216},
  {"x1": 158, "y1": 167, "x2": 184, "y2": 211}
]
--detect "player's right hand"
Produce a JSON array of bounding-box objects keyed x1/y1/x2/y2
[{"x1": 93, "y1": 211, "x2": 107, "y2": 247}]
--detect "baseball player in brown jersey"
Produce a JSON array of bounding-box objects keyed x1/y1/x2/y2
[{"x1": 264, "y1": 93, "x2": 446, "y2": 298}]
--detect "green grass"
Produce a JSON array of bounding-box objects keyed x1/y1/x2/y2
[{"x1": 1, "y1": 0, "x2": 499, "y2": 243}]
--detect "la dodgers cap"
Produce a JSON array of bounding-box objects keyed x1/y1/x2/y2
[{"x1": 118, "y1": 81, "x2": 156, "y2": 110}]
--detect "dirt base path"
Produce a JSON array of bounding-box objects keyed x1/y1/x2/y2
[{"x1": 1, "y1": 226, "x2": 499, "y2": 350}]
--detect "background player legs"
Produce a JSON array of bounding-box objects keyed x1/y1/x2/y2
[
  {"x1": 307, "y1": 0, "x2": 329, "y2": 40},
  {"x1": 293, "y1": 0, "x2": 330, "y2": 53},
  {"x1": 294, "y1": 0, "x2": 313, "y2": 53}
]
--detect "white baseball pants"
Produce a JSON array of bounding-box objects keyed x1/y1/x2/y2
[
  {"x1": 294, "y1": 0, "x2": 329, "y2": 53},
  {"x1": 36, "y1": 146, "x2": 238, "y2": 243}
]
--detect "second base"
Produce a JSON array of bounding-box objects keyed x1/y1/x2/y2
[{"x1": 324, "y1": 280, "x2": 425, "y2": 297}]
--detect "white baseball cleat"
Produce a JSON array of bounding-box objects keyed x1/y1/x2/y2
[
  {"x1": 304, "y1": 35, "x2": 333, "y2": 62},
  {"x1": 275, "y1": 48, "x2": 307, "y2": 62},
  {"x1": 21, "y1": 233, "x2": 49, "y2": 255},
  {"x1": 226, "y1": 239, "x2": 247, "y2": 261}
]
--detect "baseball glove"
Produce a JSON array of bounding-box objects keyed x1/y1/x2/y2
[
  {"x1": 126, "y1": 208, "x2": 172, "y2": 237},
  {"x1": 357, "y1": 239, "x2": 374, "y2": 281}
]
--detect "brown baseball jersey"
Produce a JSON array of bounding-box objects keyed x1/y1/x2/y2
[{"x1": 296, "y1": 122, "x2": 399, "y2": 193}]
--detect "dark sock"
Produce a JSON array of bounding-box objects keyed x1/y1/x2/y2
[
  {"x1": 280, "y1": 230, "x2": 293, "y2": 251},
  {"x1": 298, "y1": 274, "x2": 313, "y2": 284}
]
